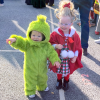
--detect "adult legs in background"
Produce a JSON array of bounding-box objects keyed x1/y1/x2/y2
[
  {"x1": 92, "y1": 14, "x2": 98, "y2": 25},
  {"x1": 96, "y1": 17, "x2": 100, "y2": 32},
  {"x1": 95, "y1": 15, "x2": 100, "y2": 35},
  {"x1": 79, "y1": 5, "x2": 90, "y2": 49},
  {"x1": 0, "y1": 0, "x2": 4, "y2": 4},
  {"x1": 32, "y1": 0, "x2": 46, "y2": 8},
  {"x1": 0, "y1": 0, "x2": 4, "y2": 6},
  {"x1": 45, "y1": 0, "x2": 49, "y2": 4},
  {"x1": 74, "y1": 3, "x2": 91, "y2": 55},
  {"x1": 94, "y1": 0, "x2": 100, "y2": 43}
]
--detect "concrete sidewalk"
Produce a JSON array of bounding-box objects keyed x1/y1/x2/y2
[{"x1": 0, "y1": 0, "x2": 100, "y2": 100}]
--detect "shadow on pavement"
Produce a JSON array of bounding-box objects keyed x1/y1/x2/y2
[
  {"x1": 65, "y1": 80, "x2": 90, "y2": 100},
  {"x1": 85, "y1": 53, "x2": 100, "y2": 66},
  {"x1": 0, "y1": 52, "x2": 24, "y2": 69},
  {"x1": 77, "y1": 61, "x2": 100, "y2": 88}
]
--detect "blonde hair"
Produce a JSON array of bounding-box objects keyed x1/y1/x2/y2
[{"x1": 55, "y1": 0, "x2": 76, "y2": 22}]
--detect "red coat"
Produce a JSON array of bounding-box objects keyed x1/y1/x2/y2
[{"x1": 49, "y1": 27, "x2": 83, "y2": 74}]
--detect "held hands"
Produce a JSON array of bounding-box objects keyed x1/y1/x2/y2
[
  {"x1": 55, "y1": 44, "x2": 63, "y2": 50},
  {"x1": 71, "y1": 56, "x2": 77, "y2": 63},
  {"x1": 6, "y1": 38, "x2": 16, "y2": 45},
  {"x1": 54, "y1": 61, "x2": 61, "y2": 68}
]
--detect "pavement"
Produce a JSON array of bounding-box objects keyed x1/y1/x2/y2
[{"x1": 0, "y1": 0, "x2": 100, "y2": 100}]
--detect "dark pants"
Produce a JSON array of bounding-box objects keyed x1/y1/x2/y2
[
  {"x1": 31, "y1": 0, "x2": 46, "y2": 8},
  {"x1": 45, "y1": 0, "x2": 54, "y2": 6},
  {"x1": 0, "y1": 0, "x2": 4, "y2": 4},
  {"x1": 74, "y1": 3, "x2": 91, "y2": 48},
  {"x1": 92, "y1": 14, "x2": 98, "y2": 24},
  {"x1": 25, "y1": 0, "x2": 32, "y2": 5}
]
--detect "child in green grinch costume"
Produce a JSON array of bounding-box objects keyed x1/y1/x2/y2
[{"x1": 6, "y1": 15, "x2": 61, "y2": 98}]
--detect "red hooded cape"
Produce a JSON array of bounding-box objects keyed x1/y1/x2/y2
[{"x1": 49, "y1": 27, "x2": 83, "y2": 74}]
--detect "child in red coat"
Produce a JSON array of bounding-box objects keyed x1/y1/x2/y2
[{"x1": 49, "y1": 0, "x2": 83, "y2": 91}]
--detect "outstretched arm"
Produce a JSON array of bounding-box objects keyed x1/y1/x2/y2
[{"x1": 6, "y1": 35, "x2": 27, "y2": 52}]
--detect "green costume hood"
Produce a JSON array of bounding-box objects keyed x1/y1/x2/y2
[{"x1": 26, "y1": 15, "x2": 50, "y2": 46}]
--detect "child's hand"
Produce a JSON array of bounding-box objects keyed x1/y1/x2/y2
[
  {"x1": 6, "y1": 38, "x2": 16, "y2": 45},
  {"x1": 54, "y1": 61, "x2": 61, "y2": 68},
  {"x1": 71, "y1": 56, "x2": 77, "y2": 63},
  {"x1": 55, "y1": 44, "x2": 63, "y2": 49}
]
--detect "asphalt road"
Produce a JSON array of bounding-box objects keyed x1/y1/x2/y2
[{"x1": 0, "y1": 0, "x2": 100, "y2": 100}]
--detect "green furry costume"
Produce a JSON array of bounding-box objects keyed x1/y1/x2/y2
[{"x1": 9, "y1": 15, "x2": 61, "y2": 96}]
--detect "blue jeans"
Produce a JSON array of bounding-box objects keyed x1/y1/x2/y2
[
  {"x1": 74, "y1": 3, "x2": 91, "y2": 48},
  {"x1": 0, "y1": 0, "x2": 4, "y2": 4}
]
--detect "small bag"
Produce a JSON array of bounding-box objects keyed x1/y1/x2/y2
[{"x1": 93, "y1": 0, "x2": 99, "y2": 14}]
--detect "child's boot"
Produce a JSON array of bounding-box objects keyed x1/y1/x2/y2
[
  {"x1": 56, "y1": 79, "x2": 62, "y2": 89},
  {"x1": 62, "y1": 79, "x2": 69, "y2": 91}
]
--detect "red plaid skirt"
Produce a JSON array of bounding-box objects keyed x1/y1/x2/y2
[{"x1": 56, "y1": 41, "x2": 70, "y2": 76}]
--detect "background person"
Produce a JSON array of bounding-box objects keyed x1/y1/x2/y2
[
  {"x1": 0, "y1": 0, "x2": 4, "y2": 6},
  {"x1": 72, "y1": 0, "x2": 93, "y2": 55}
]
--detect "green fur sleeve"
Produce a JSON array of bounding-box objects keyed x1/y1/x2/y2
[
  {"x1": 47, "y1": 43, "x2": 61, "y2": 65},
  {"x1": 10, "y1": 34, "x2": 27, "y2": 52}
]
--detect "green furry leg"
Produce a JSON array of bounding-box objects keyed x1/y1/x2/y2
[
  {"x1": 24, "y1": 88, "x2": 36, "y2": 96},
  {"x1": 36, "y1": 74, "x2": 48, "y2": 91},
  {"x1": 24, "y1": 82, "x2": 37, "y2": 96},
  {"x1": 36, "y1": 83, "x2": 47, "y2": 91}
]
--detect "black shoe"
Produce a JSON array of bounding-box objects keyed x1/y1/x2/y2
[
  {"x1": 56, "y1": 79, "x2": 62, "y2": 90},
  {"x1": 62, "y1": 79, "x2": 69, "y2": 91},
  {"x1": 83, "y1": 48, "x2": 87, "y2": 56},
  {"x1": 92, "y1": 20, "x2": 96, "y2": 24}
]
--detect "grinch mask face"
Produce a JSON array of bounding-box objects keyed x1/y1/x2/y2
[
  {"x1": 31, "y1": 31, "x2": 43, "y2": 41},
  {"x1": 26, "y1": 15, "x2": 50, "y2": 46}
]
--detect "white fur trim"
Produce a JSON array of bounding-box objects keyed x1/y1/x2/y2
[
  {"x1": 54, "y1": 26, "x2": 76, "y2": 37},
  {"x1": 67, "y1": 50, "x2": 74, "y2": 58},
  {"x1": 60, "y1": 50, "x2": 74, "y2": 58},
  {"x1": 60, "y1": 50, "x2": 68, "y2": 58},
  {"x1": 54, "y1": 27, "x2": 62, "y2": 36},
  {"x1": 69, "y1": 26, "x2": 75, "y2": 37}
]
